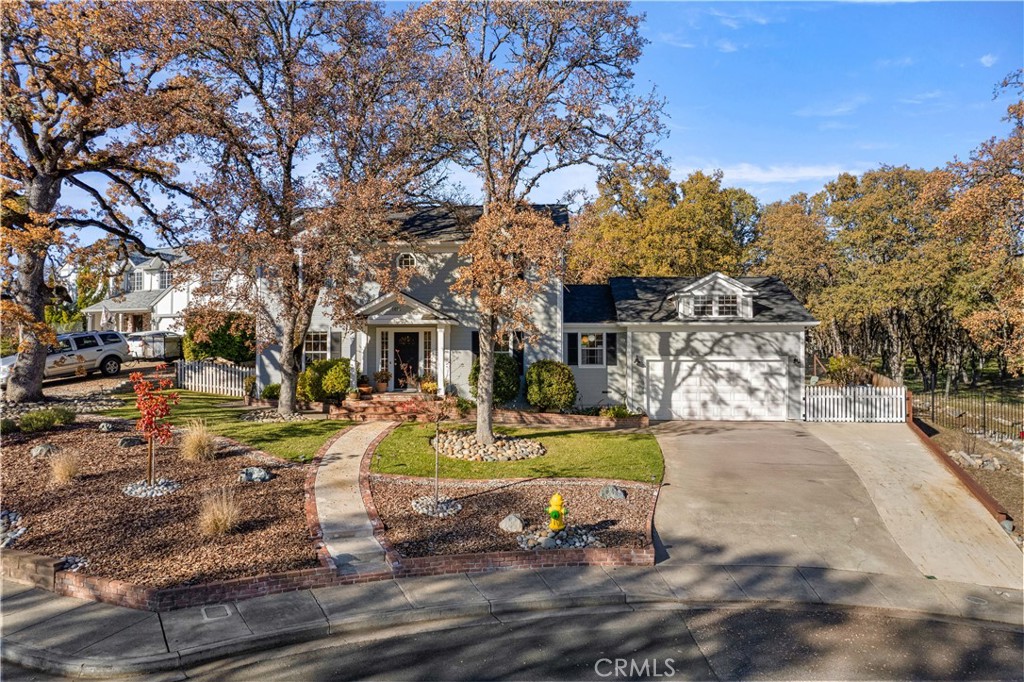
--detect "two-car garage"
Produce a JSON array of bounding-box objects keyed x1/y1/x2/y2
[{"x1": 645, "y1": 358, "x2": 789, "y2": 421}]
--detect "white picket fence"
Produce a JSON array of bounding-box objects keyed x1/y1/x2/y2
[
  {"x1": 804, "y1": 385, "x2": 907, "y2": 423},
  {"x1": 175, "y1": 361, "x2": 254, "y2": 397}
]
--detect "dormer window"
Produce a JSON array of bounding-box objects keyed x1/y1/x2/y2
[
  {"x1": 672, "y1": 273, "x2": 755, "y2": 320},
  {"x1": 127, "y1": 270, "x2": 144, "y2": 292},
  {"x1": 397, "y1": 253, "x2": 415, "y2": 269},
  {"x1": 693, "y1": 295, "x2": 714, "y2": 316}
]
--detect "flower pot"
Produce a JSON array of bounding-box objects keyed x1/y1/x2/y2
[
  {"x1": 375, "y1": 382, "x2": 388, "y2": 393},
  {"x1": 359, "y1": 385, "x2": 374, "y2": 396}
]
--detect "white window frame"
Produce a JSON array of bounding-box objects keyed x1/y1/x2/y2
[
  {"x1": 396, "y1": 253, "x2": 416, "y2": 269},
  {"x1": 158, "y1": 270, "x2": 173, "y2": 289},
  {"x1": 717, "y1": 293, "x2": 738, "y2": 317},
  {"x1": 129, "y1": 270, "x2": 144, "y2": 292},
  {"x1": 579, "y1": 333, "x2": 605, "y2": 367},
  {"x1": 302, "y1": 331, "x2": 329, "y2": 369},
  {"x1": 692, "y1": 295, "x2": 714, "y2": 317}
]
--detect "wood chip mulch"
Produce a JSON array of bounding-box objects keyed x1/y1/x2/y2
[
  {"x1": 0, "y1": 417, "x2": 318, "y2": 588},
  {"x1": 369, "y1": 474, "x2": 657, "y2": 557}
]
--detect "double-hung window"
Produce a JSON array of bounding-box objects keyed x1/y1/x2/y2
[
  {"x1": 580, "y1": 333, "x2": 605, "y2": 366},
  {"x1": 159, "y1": 270, "x2": 173, "y2": 289},
  {"x1": 693, "y1": 295, "x2": 714, "y2": 316},
  {"x1": 303, "y1": 332, "x2": 328, "y2": 368},
  {"x1": 717, "y1": 294, "x2": 738, "y2": 316}
]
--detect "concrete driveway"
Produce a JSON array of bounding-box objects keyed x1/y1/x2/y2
[{"x1": 652, "y1": 421, "x2": 1022, "y2": 588}]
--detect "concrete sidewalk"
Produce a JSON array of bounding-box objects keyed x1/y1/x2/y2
[{"x1": 2, "y1": 565, "x2": 1021, "y2": 678}]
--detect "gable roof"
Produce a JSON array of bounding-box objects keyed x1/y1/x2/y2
[
  {"x1": 392, "y1": 204, "x2": 569, "y2": 243},
  {"x1": 81, "y1": 289, "x2": 170, "y2": 314},
  {"x1": 354, "y1": 291, "x2": 455, "y2": 321},
  {"x1": 563, "y1": 285, "x2": 618, "y2": 324},
  {"x1": 604, "y1": 276, "x2": 816, "y2": 324}
]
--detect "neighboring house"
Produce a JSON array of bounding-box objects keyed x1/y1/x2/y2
[
  {"x1": 81, "y1": 248, "x2": 193, "y2": 333},
  {"x1": 258, "y1": 206, "x2": 819, "y2": 421}
]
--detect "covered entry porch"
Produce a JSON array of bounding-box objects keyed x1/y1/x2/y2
[{"x1": 354, "y1": 292, "x2": 456, "y2": 395}]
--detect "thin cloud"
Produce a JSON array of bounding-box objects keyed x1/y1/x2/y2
[
  {"x1": 717, "y1": 163, "x2": 866, "y2": 185},
  {"x1": 707, "y1": 8, "x2": 772, "y2": 28},
  {"x1": 980, "y1": 53, "x2": 998, "y2": 68},
  {"x1": 655, "y1": 32, "x2": 696, "y2": 49},
  {"x1": 898, "y1": 90, "x2": 944, "y2": 105},
  {"x1": 716, "y1": 40, "x2": 738, "y2": 53},
  {"x1": 795, "y1": 95, "x2": 870, "y2": 117},
  {"x1": 875, "y1": 56, "x2": 914, "y2": 69},
  {"x1": 819, "y1": 121, "x2": 857, "y2": 131}
]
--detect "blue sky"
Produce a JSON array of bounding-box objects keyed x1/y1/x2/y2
[{"x1": 531, "y1": 1, "x2": 1024, "y2": 205}]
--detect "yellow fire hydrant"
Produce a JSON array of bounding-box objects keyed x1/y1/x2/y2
[{"x1": 546, "y1": 493, "x2": 567, "y2": 532}]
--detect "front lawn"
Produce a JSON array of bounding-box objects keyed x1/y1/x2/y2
[
  {"x1": 101, "y1": 392, "x2": 351, "y2": 462},
  {"x1": 372, "y1": 423, "x2": 664, "y2": 483}
]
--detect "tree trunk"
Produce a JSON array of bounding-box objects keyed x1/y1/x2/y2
[
  {"x1": 6, "y1": 176, "x2": 62, "y2": 403},
  {"x1": 278, "y1": 318, "x2": 301, "y2": 416},
  {"x1": 475, "y1": 313, "x2": 496, "y2": 445}
]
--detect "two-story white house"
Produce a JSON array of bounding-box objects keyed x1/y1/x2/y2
[{"x1": 257, "y1": 205, "x2": 819, "y2": 420}]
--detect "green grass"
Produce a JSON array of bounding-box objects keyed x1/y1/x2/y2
[
  {"x1": 101, "y1": 392, "x2": 352, "y2": 462},
  {"x1": 372, "y1": 423, "x2": 664, "y2": 483}
]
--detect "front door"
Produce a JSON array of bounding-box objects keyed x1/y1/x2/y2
[{"x1": 393, "y1": 332, "x2": 419, "y2": 389}]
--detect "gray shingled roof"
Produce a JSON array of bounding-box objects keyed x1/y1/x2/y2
[
  {"x1": 393, "y1": 204, "x2": 569, "y2": 242},
  {"x1": 607, "y1": 276, "x2": 816, "y2": 324},
  {"x1": 81, "y1": 289, "x2": 168, "y2": 313},
  {"x1": 563, "y1": 285, "x2": 618, "y2": 324}
]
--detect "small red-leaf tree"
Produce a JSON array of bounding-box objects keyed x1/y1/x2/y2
[
  {"x1": 130, "y1": 370, "x2": 179, "y2": 486},
  {"x1": 398, "y1": 1, "x2": 665, "y2": 444}
]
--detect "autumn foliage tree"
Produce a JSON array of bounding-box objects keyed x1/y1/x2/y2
[
  {"x1": 174, "y1": 1, "x2": 443, "y2": 416},
  {"x1": 130, "y1": 370, "x2": 178, "y2": 487},
  {"x1": 400, "y1": 0, "x2": 664, "y2": 444},
  {"x1": 1, "y1": 1, "x2": 200, "y2": 402},
  {"x1": 568, "y1": 164, "x2": 757, "y2": 283}
]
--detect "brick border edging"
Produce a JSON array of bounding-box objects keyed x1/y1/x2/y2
[
  {"x1": 357, "y1": 427, "x2": 660, "y2": 576},
  {"x1": 906, "y1": 418, "x2": 1012, "y2": 524}
]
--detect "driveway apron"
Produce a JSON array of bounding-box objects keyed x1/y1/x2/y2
[{"x1": 651, "y1": 421, "x2": 921, "y2": 577}]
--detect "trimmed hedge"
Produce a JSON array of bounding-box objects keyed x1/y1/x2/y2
[
  {"x1": 321, "y1": 359, "x2": 353, "y2": 402},
  {"x1": 469, "y1": 353, "x2": 520, "y2": 405},
  {"x1": 297, "y1": 358, "x2": 349, "y2": 404},
  {"x1": 260, "y1": 383, "x2": 281, "y2": 400},
  {"x1": 526, "y1": 359, "x2": 578, "y2": 411}
]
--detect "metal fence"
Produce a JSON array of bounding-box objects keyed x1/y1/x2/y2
[
  {"x1": 912, "y1": 389, "x2": 1024, "y2": 441},
  {"x1": 804, "y1": 385, "x2": 907, "y2": 423},
  {"x1": 175, "y1": 360, "x2": 254, "y2": 397}
]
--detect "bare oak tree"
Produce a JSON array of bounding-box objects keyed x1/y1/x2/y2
[
  {"x1": 1, "y1": 1, "x2": 199, "y2": 402},
  {"x1": 398, "y1": 0, "x2": 664, "y2": 443},
  {"x1": 176, "y1": 1, "x2": 445, "y2": 415}
]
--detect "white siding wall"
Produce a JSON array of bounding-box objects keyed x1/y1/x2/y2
[
  {"x1": 628, "y1": 328, "x2": 805, "y2": 420},
  {"x1": 563, "y1": 326, "x2": 627, "y2": 406}
]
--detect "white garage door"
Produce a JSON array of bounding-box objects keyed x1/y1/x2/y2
[{"x1": 647, "y1": 359, "x2": 788, "y2": 421}]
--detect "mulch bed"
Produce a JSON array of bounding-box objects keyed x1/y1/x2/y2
[
  {"x1": 369, "y1": 474, "x2": 657, "y2": 557},
  {"x1": 0, "y1": 416, "x2": 318, "y2": 588}
]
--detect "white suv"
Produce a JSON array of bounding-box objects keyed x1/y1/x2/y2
[{"x1": 0, "y1": 331, "x2": 129, "y2": 386}]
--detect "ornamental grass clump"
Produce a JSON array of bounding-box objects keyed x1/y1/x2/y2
[
  {"x1": 180, "y1": 419, "x2": 217, "y2": 462},
  {"x1": 199, "y1": 486, "x2": 239, "y2": 536},
  {"x1": 50, "y1": 452, "x2": 81, "y2": 485}
]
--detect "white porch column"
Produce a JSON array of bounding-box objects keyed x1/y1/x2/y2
[
  {"x1": 437, "y1": 325, "x2": 446, "y2": 396},
  {"x1": 353, "y1": 329, "x2": 364, "y2": 384}
]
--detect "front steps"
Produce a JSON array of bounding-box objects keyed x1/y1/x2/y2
[{"x1": 328, "y1": 393, "x2": 444, "y2": 422}]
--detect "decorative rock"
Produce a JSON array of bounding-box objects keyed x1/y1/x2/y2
[
  {"x1": 239, "y1": 466, "x2": 273, "y2": 483},
  {"x1": 599, "y1": 484, "x2": 627, "y2": 501},
  {"x1": 517, "y1": 525, "x2": 605, "y2": 551},
  {"x1": 411, "y1": 495, "x2": 462, "y2": 518},
  {"x1": 0, "y1": 509, "x2": 26, "y2": 548},
  {"x1": 61, "y1": 556, "x2": 88, "y2": 572},
  {"x1": 118, "y1": 436, "x2": 145, "y2": 448},
  {"x1": 1000, "y1": 519, "x2": 1015, "y2": 534},
  {"x1": 30, "y1": 443, "x2": 59, "y2": 459},
  {"x1": 499, "y1": 513, "x2": 526, "y2": 533},
  {"x1": 431, "y1": 430, "x2": 546, "y2": 462},
  {"x1": 238, "y1": 410, "x2": 312, "y2": 423},
  {"x1": 122, "y1": 479, "x2": 181, "y2": 498},
  {"x1": 0, "y1": 395, "x2": 123, "y2": 418},
  {"x1": 98, "y1": 422, "x2": 118, "y2": 432}
]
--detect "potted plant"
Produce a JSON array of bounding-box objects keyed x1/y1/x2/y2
[
  {"x1": 347, "y1": 389, "x2": 360, "y2": 402},
  {"x1": 357, "y1": 374, "x2": 373, "y2": 396},
  {"x1": 373, "y1": 369, "x2": 391, "y2": 393}
]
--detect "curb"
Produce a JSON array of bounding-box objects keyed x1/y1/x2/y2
[{"x1": 4, "y1": 593, "x2": 1022, "y2": 678}]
